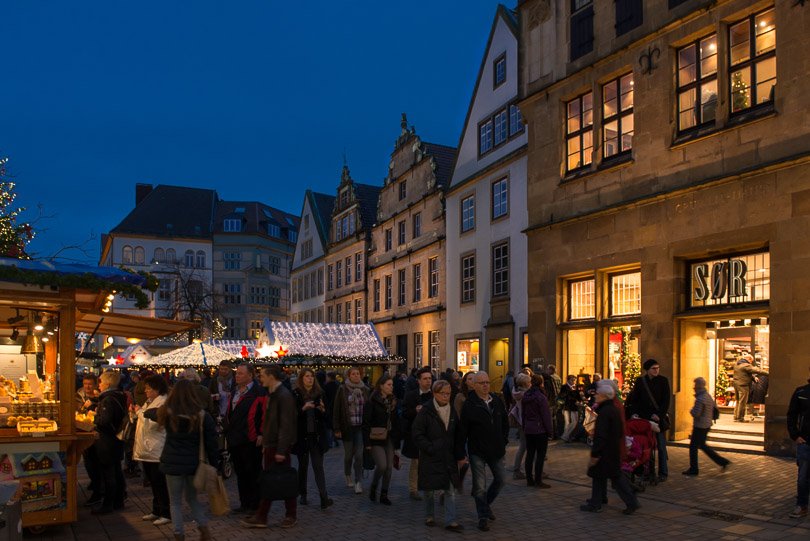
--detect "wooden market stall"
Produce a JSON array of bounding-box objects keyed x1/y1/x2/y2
[{"x1": 0, "y1": 257, "x2": 195, "y2": 532}]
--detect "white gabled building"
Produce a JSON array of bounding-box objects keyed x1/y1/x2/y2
[
  {"x1": 290, "y1": 190, "x2": 335, "y2": 324},
  {"x1": 445, "y1": 5, "x2": 529, "y2": 392}
]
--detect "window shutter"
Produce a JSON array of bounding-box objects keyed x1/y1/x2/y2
[
  {"x1": 570, "y1": 6, "x2": 594, "y2": 61},
  {"x1": 615, "y1": 0, "x2": 643, "y2": 36}
]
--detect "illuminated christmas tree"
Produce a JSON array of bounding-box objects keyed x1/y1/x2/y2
[
  {"x1": 0, "y1": 157, "x2": 35, "y2": 259},
  {"x1": 731, "y1": 70, "x2": 750, "y2": 112}
]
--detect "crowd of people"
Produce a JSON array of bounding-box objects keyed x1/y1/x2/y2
[{"x1": 74, "y1": 357, "x2": 810, "y2": 538}]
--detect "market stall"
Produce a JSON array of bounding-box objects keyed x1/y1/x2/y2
[
  {"x1": 252, "y1": 320, "x2": 403, "y2": 380},
  {"x1": 143, "y1": 342, "x2": 234, "y2": 368},
  {"x1": 0, "y1": 257, "x2": 195, "y2": 532}
]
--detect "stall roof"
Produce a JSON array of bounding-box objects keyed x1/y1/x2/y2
[
  {"x1": 147, "y1": 342, "x2": 234, "y2": 366},
  {"x1": 263, "y1": 321, "x2": 387, "y2": 358},
  {"x1": 0, "y1": 257, "x2": 147, "y2": 287},
  {"x1": 76, "y1": 310, "x2": 198, "y2": 339}
]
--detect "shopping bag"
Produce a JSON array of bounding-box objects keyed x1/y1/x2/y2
[
  {"x1": 207, "y1": 475, "x2": 230, "y2": 516},
  {"x1": 259, "y1": 464, "x2": 299, "y2": 501}
]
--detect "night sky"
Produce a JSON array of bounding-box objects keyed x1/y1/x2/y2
[{"x1": 2, "y1": 1, "x2": 504, "y2": 263}]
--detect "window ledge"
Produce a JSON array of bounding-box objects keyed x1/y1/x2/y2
[
  {"x1": 727, "y1": 103, "x2": 776, "y2": 127},
  {"x1": 671, "y1": 105, "x2": 776, "y2": 150},
  {"x1": 561, "y1": 154, "x2": 634, "y2": 184}
]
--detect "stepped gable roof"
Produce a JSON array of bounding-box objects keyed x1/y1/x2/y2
[
  {"x1": 111, "y1": 184, "x2": 217, "y2": 238},
  {"x1": 353, "y1": 183, "x2": 382, "y2": 230},
  {"x1": 308, "y1": 190, "x2": 336, "y2": 246},
  {"x1": 214, "y1": 201, "x2": 299, "y2": 236},
  {"x1": 422, "y1": 142, "x2": 458, "y2": 189}
]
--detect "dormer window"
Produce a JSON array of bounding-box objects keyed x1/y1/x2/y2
[
  {"x1": 268, "y1": 223, "x2": 281, "y2": 237},
  {"x1": 288, "y1": 230, "x2": 298, "y2": 243},
  {"x1": 339, "y1": 187, "x2": 350, "y2": 208},
  {"x1": 224, "y1": 218, "x2": 241, "y2": 232},
  {"x1": 494, "y1": 53, "x2": 506, "y2": 88}
]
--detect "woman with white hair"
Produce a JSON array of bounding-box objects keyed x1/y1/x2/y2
[
  {"x1": 179, "y1": 368, "x2": 214, "y2": 414},
  {"x1": 580, "y1": 380, "x2": 639, "y2": 515}
]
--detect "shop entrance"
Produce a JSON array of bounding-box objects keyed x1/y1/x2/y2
[
  {"x1": 487, "y1": 338, "x2": 509, "y2": 393},
  {"x1": 677, "y1": 317, "x2": 768, "y2": 447}
]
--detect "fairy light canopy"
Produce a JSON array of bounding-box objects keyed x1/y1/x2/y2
[{"x1": 143, "y1": 342, "x2": 233, "y2": 367}]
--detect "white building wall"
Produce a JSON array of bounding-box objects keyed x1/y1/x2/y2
[
  {"x1": 446, "y1": 9, "x2": 529, "y2": 373},
  {"x1": 291, "y1": 196, "x2": 328, "y2": 322}
]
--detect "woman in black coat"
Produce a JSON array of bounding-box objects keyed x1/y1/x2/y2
[
  {"x1": 146, "y1": 379, "x2": 219, "y2": 541},
  {"x1": 411, "y1": 380, "x2": 465, "y2": 531},
  {"x1": 580, "y1": 381, "x2": 638, "y2": 515},
  {"x1": 292, "y1": 368, "x2": 332, "y2": 509},
  {"x1": 363, "y1": 375, "x2": 401, "y2": 505}
]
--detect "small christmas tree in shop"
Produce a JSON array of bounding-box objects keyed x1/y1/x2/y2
[
  {"x1": 0, "y1": 157, "x2": 35, "y2": 259},
  {"x1": 716, "y1": 365, "x2": 730, "y2": 404},
  {"x1": 731, "y1": 70, "x2": 750, "y2": 112}
]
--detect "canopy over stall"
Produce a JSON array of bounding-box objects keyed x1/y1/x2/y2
[{"x1": 146, "y1": 343, "x2": 234, "y2": 367}]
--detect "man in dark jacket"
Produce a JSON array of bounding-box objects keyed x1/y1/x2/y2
[
  {"x1": 733, "y1": 354, "x2": 768, "y2": 422},
  {"x1": 787, "y1": 370, "x2": 810, "y2": 519},
  {"x1": 92, "y1": 370, "x2": 129, "y2": 514},
  {"x1": 323, "y1": 371, "x2": 340, "y2": 448},
  {"x1": 402, "y1": 366, "x2": 434, "y2": 501},
  {"x1": 224, "y1": 364, "x2": 266, "y2": 513},
  {"x1": 412, "y1": 380, "x2": 465, "y2": 533},
  {"x1": 580, "y1": 380, "x2": 639, "y2": 514},
  {"x1": 625, "y1": 358, "x2": 671, "y2": 480},
  {"x1": 242, "y1": 365, "x2": 299, "y2": 529},
  {"x1": 458, "y1": 371, "x2": 509, "y2": 532}
]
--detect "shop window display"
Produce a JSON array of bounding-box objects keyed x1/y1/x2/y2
[{"x1": 456, "y1": 338, "x2": 480, "y2": 374}]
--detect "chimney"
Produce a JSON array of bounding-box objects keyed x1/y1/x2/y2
[{"x1": 135, "y1": 183, "x2": 153, "y2": 206}]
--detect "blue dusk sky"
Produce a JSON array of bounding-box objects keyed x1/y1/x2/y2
[{"x1": 2, "y1": 1, "x2": 507, "y2": 263}]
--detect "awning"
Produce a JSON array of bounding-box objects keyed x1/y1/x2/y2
[{"x1": 76, "y1": 311, "x2": 198, "y2": 339}]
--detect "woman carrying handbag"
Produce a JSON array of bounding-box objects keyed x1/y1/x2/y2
[
  {"x1": 145, "y1": 379, "x2": 219, "y2": 541},
  {"x1": 363, "y1": 375, "x2": 402, "y2": 505},
  {"x1": 292, "y1": 368, "x2": 333, "y2": 509}
]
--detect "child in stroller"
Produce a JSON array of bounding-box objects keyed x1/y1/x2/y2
[{"x1": 622, "y1": 417, "x2": 659, "y2": 491}]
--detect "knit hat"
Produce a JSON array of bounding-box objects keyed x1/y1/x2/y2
[{"x1": 643, "y1": 359, "x2": 659, "y2": 371}]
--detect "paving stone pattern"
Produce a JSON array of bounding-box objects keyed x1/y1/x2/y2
[{"x1": 29, "y1": 436, "x2": 810, "y2": 541}]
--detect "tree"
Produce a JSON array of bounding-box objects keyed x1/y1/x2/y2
[
  {"x1": 155, "y1": 264, "x2": 222, "y2": 344},
  {"x1": 0, "y1": 157, "x2": 35, "y2": 259}
]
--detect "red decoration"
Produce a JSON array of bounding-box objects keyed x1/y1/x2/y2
[
  {"x1": 240, "y1": 345, "x2": 249, "y2": 358},
  {"x1": 275, "y1": 346, "x2": 288, "y2": 358}
]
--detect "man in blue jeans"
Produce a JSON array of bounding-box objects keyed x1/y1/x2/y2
[
  {"x1": 787, "y1": 370, "x2": 810, "y2": 519},
  {"x1": 626, "y1": 359, "x2": 671, "y2": 481},
  {"x1": 458, "y1": 371, "x2": 510, "y2": 532}
]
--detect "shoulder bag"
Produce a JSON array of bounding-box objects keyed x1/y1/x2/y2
[{"x1": 193, "y1": 412, "x2": 219, "y2": 492}]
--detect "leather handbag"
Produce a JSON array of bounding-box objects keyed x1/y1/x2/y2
[
  {"x1": 260, "y1": 463, "x2": 299, "y2": 501},
  {"x1": 369, "y1": 426, "x2": 388, "y2": 441},
  {"x1": 193, "y1": 413, "x2": 219, "y2": 492}
]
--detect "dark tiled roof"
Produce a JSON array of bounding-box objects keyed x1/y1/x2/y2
[
  {"x1": 308, "y1": 190, "x2": 336, "y2": 247},
  {"x1": 353, "y1": 183, "x2": 382, "y2": 230},
  {"x1": 423, "y1": 142, "x2": 458, "y2": 189},
  {"x1": 213, "y1": 201, "x2": 299, "y2": 238},
  {"x1": 111, "y1": 185, "x2": 217, "y2": 238}
]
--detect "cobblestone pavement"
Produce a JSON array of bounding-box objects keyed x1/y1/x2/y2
[{"x1": 28, "y1": 436, "x2": 810, "y2": 541}]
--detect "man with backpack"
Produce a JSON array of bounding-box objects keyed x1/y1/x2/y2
[{"x1": 682, "y1": 377, "x2": 730, "y2": 476}]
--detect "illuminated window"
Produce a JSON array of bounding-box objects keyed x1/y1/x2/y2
[
  {"x1": 729, "y1": 8, "x2": 776, "y2": 114},
  {"x1": 602, "y1": 73, "x2": 634, "y2": 158},
  {"x1": 610, "y1": 271, "x2": 641, "y2": 316},
  {"x1": 677, "y1": 34, "x2": 718, "y2": 131},
  {"x1": 566, "y1": 92, "x2": 593, "y2": 172},
  {"x1": 569, "y1": 278, "x2": 595, "y2": 320}
]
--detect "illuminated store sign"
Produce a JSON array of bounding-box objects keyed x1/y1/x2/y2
[{"x1": 690, "y1": 251, "x2": 769, "y2": 308}]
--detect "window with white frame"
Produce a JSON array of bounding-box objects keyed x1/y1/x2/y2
[
  {"x1": 413, "y1": 263, "x2": 422, "y2": 302},
  {"x1": 224, "y1": 251, "x2": 241, "y2": 270},
  {"x1": 158, "y1": 279, "x2": 172, "y2": 302},
  {"x1": 610, "y1": 271, "x2": 641, "y2": 316},
  {"x1": 355, "y1": 253, "x2": 362, "y2": 281},
  {"x1": 492, "y1": 178, "x2": 508, "y2": 219},
  {"x1": 414, "y1": 332, "x2": 423, "y2": 366},
  {"x1": 268, "y1": 223, "x2": 280, "y2": 237},
  {"x1": 461, "y1": 195, "x2": 475, "y2": 232},
  {"x1": 492, "y1": 242, "x2": 509, "y2": 297},
  {"x1": 355, "y1": 299, "x2": 362, "y2": 323},
  {"x1": 398, "y1": 269, "x2": 406, "y2": 306},
  {"x1": 196, "y1": 250, "x2": 206, "y2": 269},
  {"x1": 494, "y1": 109, "x2": 508, "y2": 146},
  {"x1": 224, "y1": 218, "x2": 241, "y2": 232},
  {"x1": 399, "y1": 181, "x2": 407, "y2": 201},
  {"x1": 134, "y1": 246, "x2": 145, "y2": 265},
  {"x1": 569, "y1": 278, "x2": 595, "y2": 320},
  {"x1": 184, "y1": 250, "x2": 194, "y2": 268},
  {"x1": 429, "y1": 257, "x2": 439, "y2": 298},
  {"x1": 494, "y1": 53, "x2": 506, "y2": 88},
  {"x1": 122, "y1": 245, "x2": 133, "y2": 264},
  {"x1": 479, "y1": 119, "x2": 493, "y2": 155},
  {"x1": 509, "y1": 104, "x2": 524, "y2": 136},
  {"x1": 462, "y1": 254, "x2": 476, "y2": 303}
]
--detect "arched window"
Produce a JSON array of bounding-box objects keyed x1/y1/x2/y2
[
  {"x1": 122, "y1": 245, "x2": 133, "y2": 264},
  {"x1": 134, "y1": 246, "x2": 145, "y2": 265},
  {"x1": 196, "y1": 250, "x2": 206, "y2": 269},
  {"x1": 166, "y1": 248, "x2": 176, "y2": 264},
  {"x1": 184, "y1": 250, "x2": 194, "y2": 268},
  {"x1": 153, "y1": 248, "x2": 165, "y2": 264}
]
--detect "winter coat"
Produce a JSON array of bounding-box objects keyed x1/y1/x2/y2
[
  {"x1": 146, "y1": 410, "x2": 219, "y2": 476},
  {"x1": 292, "y1": 387, "x2": 327, "y2": 455},
  {"x1": 733, "y1": 360, "x2": 767, "y2": 388},
  {"x1": 787, "y1": 383, "x2": 810, "y2": 442},
  {"x1": 690, "y1": 389, "x2": 716, "y2": 430},
  {"x1": 362, "y1": 392, "x2": 401, "y2": 448},
  {"x1": 588, "y1": 399, "x2": 623, "y2": 479},
  {"x1": 626, "y1": 375, "x2": 671, "y2": 421},
  {"x1": 93, "y1": 389, "x2": 128, "y2": 463},
  {"x1": 401, "y1": 388, "x2": 434, "y2": 459},
  {"x1": 224, "y1": 381, "x2": 266, "y2": 448},
  {"x1": 522, "y1": 386, "x2": 553, "y2": 436},
  {"x1": 749, "y1": 374, "x2": 769, "y2": 405},
  {"x1": 257, "y1": 384, "x2": 297, "y2": 456},
  {"x1": 558, "y1": 383, "x2": 584, "y2": 412},
  {"x1": 411, "y1": 400, "x2": 464, "y2": 491},
  {"x1": 133, "y1": 394, "x2": 167, "y2": 463},
  {"x1": 458, "y1": 392, "x2": 509, "y2": 462},
  {"x1": 332, "y1": 382, "x2": 370, "y2": 436}
]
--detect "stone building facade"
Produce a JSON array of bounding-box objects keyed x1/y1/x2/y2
[
  {"x1": 367, "y1": 116, "x2": 456, "y2": 370},
  {"x1": 323, "y1": 166, "x2": 380, "y2": 330},
  {"x1": 517, "y1": 0, "x2": 810, "y2": 453}
]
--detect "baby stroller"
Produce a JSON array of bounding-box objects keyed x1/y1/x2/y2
[{"x1": 622, "y1": 417, "x2": 658, "y2": 492}]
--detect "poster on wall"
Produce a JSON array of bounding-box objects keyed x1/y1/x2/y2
[{"x1": 0, "y1": 452, "x2": 67, "y2": 512}]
